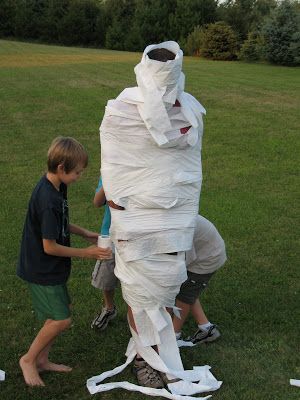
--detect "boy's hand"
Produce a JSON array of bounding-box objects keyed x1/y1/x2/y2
[
  {"x1": 82, "y1": 229, "x2": 98, "y2": 244},
  {"x1": 43, "y1": 239, "x2": 112, "y2": 260},
  {"x1": 85, "y1": 245, "x2": 112, "y2": 260}
]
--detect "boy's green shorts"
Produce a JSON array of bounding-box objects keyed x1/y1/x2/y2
[{"x1": 29, "y1": 283, "x2": 71, "y2": 321}]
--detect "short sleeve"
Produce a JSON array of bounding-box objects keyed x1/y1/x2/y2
[{"x1": 40, "y1": 207, "x2": 60, "y2": 240}]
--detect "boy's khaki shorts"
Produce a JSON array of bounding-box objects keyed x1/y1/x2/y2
[
  {"x1": 91, "y1": 258, "x2": 118, "y2": 291},
  {"x1": 29, "y1": 282, "x2": 71, "y2": 321}
]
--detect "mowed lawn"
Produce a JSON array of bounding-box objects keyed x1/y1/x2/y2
[{"x1": 0, "y1": 39, "x2": 299, "y2": 400}]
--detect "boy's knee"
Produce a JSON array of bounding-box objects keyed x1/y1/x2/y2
[{"x1": 53, "y1": 317, "x2": 72, "y2": 331}]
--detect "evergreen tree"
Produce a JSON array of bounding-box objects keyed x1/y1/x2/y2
[
  {"x1": 184, "y1": 26, "x2": 206, "y2": 55},
  {"x1": 104, "y1": 0, "x2": 136, "y2": 50},
  {"x1": 14, "y1": 0, "x2": 49, "y2": 39},
  {"x1": 0, "y1": 0, "x2": 17, "y2": 37},
  {"x1": 239, "y1": 31, "x2": 264, "y2": 61},
  {"x1": 290, "y1": 31, "x2": 300, "y2": 64},
  {"x1": 124, "y1": 22, "x2": 143, "y2": 51},
  {"x1": 217, "y1": 0, "x2": 276, "y2": 42},
  {"x1": 58, "y1": 0, "x2": 101, "y2": 46},
  {"x1": 94, "y1": 7, "x2": 106, "y2": 47},
  {"x1": 217, "y1": 0, "x2": 254, "y2": 41},
  {"x1": 262, "y1": 0, "x2": 300, "y2": 65},
  {"x1": 42, "y1": 0, "x2": 70, "y2": 43},
  {"x1": 131, "y1": 0, "x2": 174, "y2": 49},
  {"x1": 251, "y1": 0, "x2": 277, "y2": 30},
  {"x1": 169, "y1": 0, "x2": 218, "y2": 42}
]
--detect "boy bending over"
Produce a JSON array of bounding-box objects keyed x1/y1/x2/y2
[
  {"x1": 17, "y1": 137, "x2": 111, "y2": 387},
  {"x1": 174, "y1": 215, "x2": 227, "y2": 344}
]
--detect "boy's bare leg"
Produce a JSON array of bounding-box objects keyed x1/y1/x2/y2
[
  {"x1": 103, "y1": 289, "x2": 115, "y2": 310},
  {"x1": 37, "y1": 334, "x2": 72, "y2": 373},
  {"x1": 127, "y1": 305, "x2": 138, "y2": 332},
  {"x1": 173, "y1": 299, "x2": 192, "y2": 333},
  {"x1": 190, "y1": 299, "x2": 209, "y2": 325},
  {"x1": 19, "y1": 318, "x2": 71, "y2": 386}
]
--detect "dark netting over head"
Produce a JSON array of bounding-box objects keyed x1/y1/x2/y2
[{"x1": 147, "y1": 48, "x2": 176, "y2": 62}]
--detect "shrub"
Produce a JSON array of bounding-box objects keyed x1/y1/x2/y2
[
  {"x1": 185, "y1": 25, "x2": 206, "y2": 56},
  {"x1": 239, "y1": 31, "x2": 264, "y2": 61},
  {"x1": 200, "y1": 21, "x2": 239, "y2": 60}
]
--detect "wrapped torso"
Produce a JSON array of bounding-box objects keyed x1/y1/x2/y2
[{"x1": 100, "y1": 87, "x2": 204, "y2": 262}]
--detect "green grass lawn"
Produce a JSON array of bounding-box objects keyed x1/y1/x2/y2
[{"x1": 0, "y1": 39, "x2": 299, "y2": 400}]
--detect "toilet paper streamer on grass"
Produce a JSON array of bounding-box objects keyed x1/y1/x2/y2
[
  {"x1": 87, "y1": 330, "x2": 222, "y2": 399},
  {"x1": 290, "y1": 379, "x2": 300, "y2": 387},
  {"x1": 0, "y1": 369, "x2": 5, "y2": 381},
  {"x1": 87, "y1": 306, "x2": 222, "y2": 399}
]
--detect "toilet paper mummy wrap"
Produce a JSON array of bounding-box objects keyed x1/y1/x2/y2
[
  {"x1": 86, "y1": 41, "x2": 222, "y2": 400},
  {"x1": 100, "y1": 40, "x2": 204, "y2": 346}
]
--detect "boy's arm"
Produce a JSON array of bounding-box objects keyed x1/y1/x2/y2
[
  {"x1": 42, "y1": 239, "x2": 111, "y2": 259},
  {"x1": 94, "y1": 187, "x2": 106, "y2": 207},
  {"x1": 69, "y1": 223, "x2": 98, "y2": 243}
]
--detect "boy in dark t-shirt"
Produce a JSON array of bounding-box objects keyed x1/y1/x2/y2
[{"x1": 17, "y1": 137, "x2": 112, "y2": 387}]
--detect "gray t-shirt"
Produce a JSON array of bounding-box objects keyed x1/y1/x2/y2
[{"x1": 186, "y1": 215, "x2": 227, "y2": 274}]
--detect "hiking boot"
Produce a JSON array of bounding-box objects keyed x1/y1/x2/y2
[
  {"x1": 160, "y1": 372, "x2": 180, "y2": 385},
  {"x1": 187, "y1": 324, "x2": 220, "y2": 344},
  {"x1": 133, "y1": 358, "x2": 165, "y2": 389},
  {"x1": 91, "y1": 306, "x2": 117, "y2": 330}
]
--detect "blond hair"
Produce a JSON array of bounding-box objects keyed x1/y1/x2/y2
[{"x1": 47, "y1": 136, "x2": 88, "y2": 173}]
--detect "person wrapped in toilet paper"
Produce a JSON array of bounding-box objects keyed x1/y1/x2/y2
[{"x1": 87, "y1": 42, "x2": 222, "y2": 398}]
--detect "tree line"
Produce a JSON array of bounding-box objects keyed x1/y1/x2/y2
[{"x1": 0, "y1": 0, "x2": 299, "y2": 65}]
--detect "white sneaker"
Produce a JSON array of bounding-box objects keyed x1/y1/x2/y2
[
  {"x1": 91, "y1": 306, "x2": 117, "y2": 330},
  {"x1": 187, "y1": 324, "x2": 221, "y2": 344}
]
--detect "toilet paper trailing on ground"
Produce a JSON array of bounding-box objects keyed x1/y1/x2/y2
[
  {"x1": 290, "y1": 379, "x2": 300, "y2": 387},
  {"x1": 0, "y1": 369, "x2": 5, "y2": 381},
  {"x1": 86, "y1": 327, "x2": 222, "y2": 399},
  {"x1": 177, "y1": 339, "x2": 195, "y2": 348}
]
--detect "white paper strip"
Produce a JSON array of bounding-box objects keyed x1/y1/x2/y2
[
  {"x1": 177, "y1": 339, "x2": 195, "y2": 348},
  {"x1": 88, "y1": 380, "x2": 212, "y2": 400},
  {"x1": 87, "y1": 322, "x2": 222, "y2": 399},
  {"x1": 290, "y1": 379, "x2": 300, "y2": 387},
  {"x1": 0, "y1": 369, "x2": 5, "y2": 381}
]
